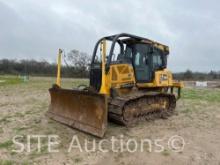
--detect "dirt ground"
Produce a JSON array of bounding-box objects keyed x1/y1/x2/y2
[{"x1": 0, "y1": 77, "x2": 220, "y2": 165}]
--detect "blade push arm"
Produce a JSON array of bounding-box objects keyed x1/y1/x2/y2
[{"x1": 56, "y1": 49, "x2": 62, "y2": 87}]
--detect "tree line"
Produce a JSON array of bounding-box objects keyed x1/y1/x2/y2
[
  {"x1": 0, "y1": 50, "x2": 219, "y2": 80},
  {"x1": 0, "y1": 50, "x2": 91, "y2": 78},
  {"x1": 173, "y1": 70, "x2": 220, "y2": 80}
]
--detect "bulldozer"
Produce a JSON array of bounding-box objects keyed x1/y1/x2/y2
[{"x1": 47, "y1": 33, "x2": 183, "y2": 137}]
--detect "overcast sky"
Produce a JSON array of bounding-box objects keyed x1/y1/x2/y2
[{"x1": 0, "y1": 0, "x2": 219, "y2": 72}]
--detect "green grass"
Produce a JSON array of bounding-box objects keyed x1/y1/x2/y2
[
  {"x1": 181, "y1": 108, "x2": 192, "y2": 113},
  {"x1": 74, "y1": 157, "x2": 82, "y2": 163},
  {"x1": 0, "y1": 118, "x2": 10, "y2": 123},
  {"x1": 0, "y1": 160, "x2": 14, "y2": 165},
  {"x1": 14, "y1": 112, "x2": 25, "y2": 118},
  {"x1": 0, "y1": 160, "x2": 31, "y2": 165},
  {"x1": 0, "y1": 75, "x2": 23, "y2": 86},
  {"x1": 0, "y1": 140, "x2": 13, "y2": 149},
  {"x1": 182, "y1": 88, "x2": 220, "y2": 102},
  {"x1": 0, "y1": 127, "x2": 3, "y2": 134},
  {"x1": 162, "y1": 149, "x2": 170, "y2": 156},
  {"x1": 13, "y1": 127, "x2": 30, "y2": 133},
  {"x1": 61, "y1": 78, "x2": 88, "y2": 89},
  {"x1": 0, "y1": 116, "x2": 12, "y2": 124},
  {"x1": 28, "y1": 145, "x2": 49, "y2": 159},
  {"x1": 21, "y1": 161, "x2": 30, "y2": 165}
]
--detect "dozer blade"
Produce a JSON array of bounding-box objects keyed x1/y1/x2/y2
[{"x1": 46, "y1": 87, "x2": 108, "y2": 137}]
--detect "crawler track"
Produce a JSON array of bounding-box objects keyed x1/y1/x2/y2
[{"x1": 108, "y1": 92, "x2": 176, "y2": 126}]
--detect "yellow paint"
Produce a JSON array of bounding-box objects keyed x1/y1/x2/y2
[
  {"x1": 54, "y1": 42, "x2": 182, "y2": 97},
  {"x1": 98, "y1": 60, "x2": 183, "y2": 96},
  {"x1": 136, "y1": 69, "x2": 183, "y2": 89},
  {"x1": 108, "y1": 64, "x2": 135, "y2": 88},
  {"x1": 99, "y1": 40, "x2": 109, "y2": 94},
  {"x1": 99, "y1": 44, "x2": 136, "y2": 95},
  {"x1": 142, "y1": 40, "x2": 169, "y2": 53},
  {"x1": 56, "y1": 49, "x2": 62, "y2": 87}
]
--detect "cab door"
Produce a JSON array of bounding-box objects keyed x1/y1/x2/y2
[{"x1": 133, "y1": 44, "x2": 152, "y2": 83}]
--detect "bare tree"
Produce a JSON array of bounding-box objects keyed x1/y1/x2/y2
[{"x1": 67, "y1": 49, "x2": 91, "y2": 70}]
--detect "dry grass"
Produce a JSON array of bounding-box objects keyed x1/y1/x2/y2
[{"x1": 0, "y1": 76, "x2": 220, "y2": 164}]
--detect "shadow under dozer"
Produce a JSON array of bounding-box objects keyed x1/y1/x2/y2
[{"x1": 46, "y1": 85, "x2": 108, "y2": 137}]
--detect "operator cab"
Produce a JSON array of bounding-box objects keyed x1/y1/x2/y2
[
  {"x1": 124, "y1": 42, "x2": 167, "y2": 83},
  {"x1": 90, "y1": 33, "x2": 169, "y2": 91}
]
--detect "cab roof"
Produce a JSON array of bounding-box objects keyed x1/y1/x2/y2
[{"x1": 103, "y1": 33, "x2": 169, "y2": 53}]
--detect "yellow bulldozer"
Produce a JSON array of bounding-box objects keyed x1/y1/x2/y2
[{"x1": 47, "y1": 33, "x2": 183, "y2": 137}]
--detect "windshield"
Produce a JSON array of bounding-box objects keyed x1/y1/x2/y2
[{"x1": 152, "y1": 49, "x2": 165, "y2": 70}]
